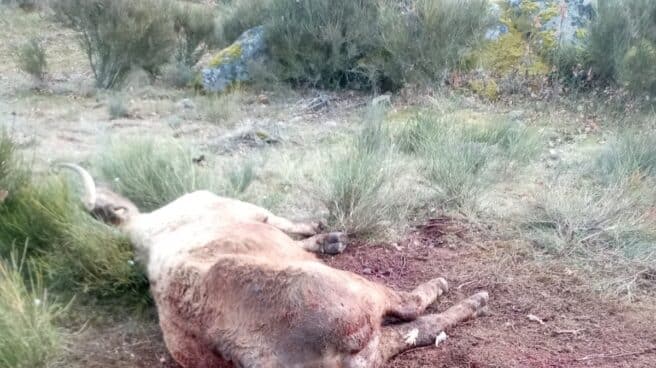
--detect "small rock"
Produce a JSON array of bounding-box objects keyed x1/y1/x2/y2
[{"x1": 362, "y1": 268, "x2": 373, "y2": 275}]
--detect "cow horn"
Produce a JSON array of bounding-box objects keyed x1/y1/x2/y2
[{"x1": 57, "y1": 163, "x2": 97, "y2": 211}]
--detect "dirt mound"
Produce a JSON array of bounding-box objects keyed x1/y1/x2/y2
[{"x1": 321, "y1": 218, "x2": 656, "y2": 368}]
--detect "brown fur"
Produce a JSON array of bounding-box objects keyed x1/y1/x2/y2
[{"x1": 63, "y1": 165, "x2": 489, "y2": 368}]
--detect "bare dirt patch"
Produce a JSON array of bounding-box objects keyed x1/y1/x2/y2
[{"x1": 322, "y1": 217, "x2": 656, "y2": 368}]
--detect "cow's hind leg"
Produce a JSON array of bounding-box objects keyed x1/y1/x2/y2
[
  {"x1": 264, "y1": 214, "x2": 323, "y2": 237},
  {"x1": 384, "y1": 277, "x2": 449, "y2": 321},
  {"x1": 379, "y1": 291, "x2": 489, "y2": 361}
]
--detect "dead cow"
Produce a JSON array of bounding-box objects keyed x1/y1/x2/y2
[{"x1": 62, "y1": 163, "x2": 489, "y2": 368}]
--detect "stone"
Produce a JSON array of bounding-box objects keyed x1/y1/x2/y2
[{"x1": 202, "y1": 26, "x2": 267, "y2": 93}]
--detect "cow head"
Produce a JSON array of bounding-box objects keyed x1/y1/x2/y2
[{"x1": 58, "y1": 163, "x2": 140, "y2": 227}]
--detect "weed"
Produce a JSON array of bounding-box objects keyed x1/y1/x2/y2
[
  {"x1": 399, "y1": 114, "x2": 540, "y2": 209},
  {"x1": 161, "y1": 62, "x2": 195, "y2": 89},
  {"x1": 317, "y1": 109, "x2": 404, "y2": 236},
  {"x1": 95, "y1": 137, "x2": 217, "y2": 212},
  {"x1": 51, "y1": 0, "x2": 176, "y2": 89},
  {"x1": 16, "y1": 37, "x2": 47, "y2": 82},
  {"x1": 200, "y1": 89, "x2": 244, "y2": 126},
  {"x1": 108, "y1": 94, "x2": 129, "y2": 119},
  {"x1": 173, "y1": 2, "x2": 218, "y2": 66},
  {"x1": 0, "y1": 251, "x2": 66, "y2": 368},
  {"x1": 521, "y1": 177, "x2": 656, "y2": 298},
  {"x1": 595, "y1": 130, "x2": 656, "y2": 184}
]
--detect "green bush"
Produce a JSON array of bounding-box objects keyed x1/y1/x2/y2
[
  {"x1": 16, "y1": 38, "x2": 47, "y2": 82},
  {"x1": 377, "y1": 0, "x2": 492, "y2": 84},
  {"x1": 0, "y1": 133, "x2": 148, "y2": 305},
  {"x1": 588, "y1": 0, "x2": 656, "y2": 95},
  {"x1": 0, "y1": 254, "x2": 65, "y2": 368},
  {"x1": 108, "y1": 94, "x2": 129, "y2": 119},
  {"x1": 51, "y1": 0, "x2": 177, "y2": 89},
  {"x1": 215, "y1": 0, "x2": 492, "y2": 90},
  {"x1": 173, "y1": 2, "x2": 218, "y2": 66}
]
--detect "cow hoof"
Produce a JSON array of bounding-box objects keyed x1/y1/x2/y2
[{"x1": 322, "y1": 232, "x2": 347, "y2": 254}]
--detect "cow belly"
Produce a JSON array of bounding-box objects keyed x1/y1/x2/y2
[
  {"x1": 195, "y1": 256, "x2": 385, "y2": 367},
  {"x1": 160, "y1": 312, "x2": 232, "y2": 368}
]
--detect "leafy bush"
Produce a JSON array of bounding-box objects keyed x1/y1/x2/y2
[
  {"x1": 173, "y1": 2, "x2": 218, "y2": 66},
  {"x1": 16, "y1": 38, "x2": 47, "y2": 82},
  {"x1": 399, "y1": 115, "x2": 539, "y2": 209},
  {"x1": 588, "y1": 0, "x2": 656, "y2": 95},
  {"x1": 0, "y1": 254, "x2": 65, "y2": 368},
  {"x1": 51, "y1": 0, "x2": 177, "y2": 89}
]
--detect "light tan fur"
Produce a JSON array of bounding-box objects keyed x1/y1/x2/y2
[{"x1": 62, "y1": 164, "x2": 489, "y2": 368}]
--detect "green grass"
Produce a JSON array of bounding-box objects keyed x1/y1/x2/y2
[
  {"x1": 95, "y1": 137, "x2": 219, "y2": 211},
  {"x1": 316, "y1": 107, "x2": 407, "y2": 236},
  {"x1": 1, "y1": 133, "x2": 149, "y2": 306},
  {"x1": 398, "y1": 114, "x2": 540, "y2": 209},
  {"x1": 0, "y1": 251, "x2": 66, "y2": 368},
  {"x1": 594, "y1": 130, "x2": 656, "y2": 184}
]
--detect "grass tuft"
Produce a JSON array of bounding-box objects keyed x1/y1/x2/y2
[
  {"x1": 398, "y1": 115, "x2": 540, "y2": 209},
  {"x1": 0, "y1": 250, "x2": 66, "y2": 368},
  {"x1": 316, "y1": 108, "x2": 406, "y2": 236}
]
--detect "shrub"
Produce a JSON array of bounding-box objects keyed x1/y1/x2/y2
[
  {"x1": 0, "y1": 253, "x2": 65, "y2": 368},
  {"x1": 588, "y1": 0, "x2": 656, "y2": 95},
  {"x1": 200, "y1": 89, "x2": 244, "y2": 126},
  {"x1": 16, "y1": 38, "x2": 47, "y2": 82},
  {"x1": 265, "y1": 0, "x2": 381, "y2": 89},
  {"x1": 399, "y1": 115, "x2": 540, "y2": 209},
  {"x1": 108, "y1": 94, "x2": 129, "y2": 119},
  {"x1": 215, "y1": 0, "x2": 492, "y2": 90},
  {"x1": 173, "y1": 2, "x2": 218, "y2": 66},
  {"x1": 161, "y1": 61, "x2": 195, "y2": 88},
  {"x1": 377, "y1": 0, "x2": 493, "y2": 84},
  {"x1": 95, "y1": 138, "x2": 218, "y2": 212},
  {"x1": 215, "y1": 0, "x2": 272, "y2": 46},
  {"x1": 51, "y1": 0, "x2": 176, "y2": 89}
]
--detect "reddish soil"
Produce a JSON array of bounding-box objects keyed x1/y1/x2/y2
[
  {"x1": 322, "y1": 216, "x2": 656, "y2": 368},
  {"x1": 64, "y1": 216, "x2": 656, "y2": 367}
]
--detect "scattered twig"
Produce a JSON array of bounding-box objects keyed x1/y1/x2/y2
[
  {"x1": 456, "y1": 280, "x2": 476, "y2": 290},
  {"x1": 553, "y1": 329, "x2": 582, "y2": 335}
]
